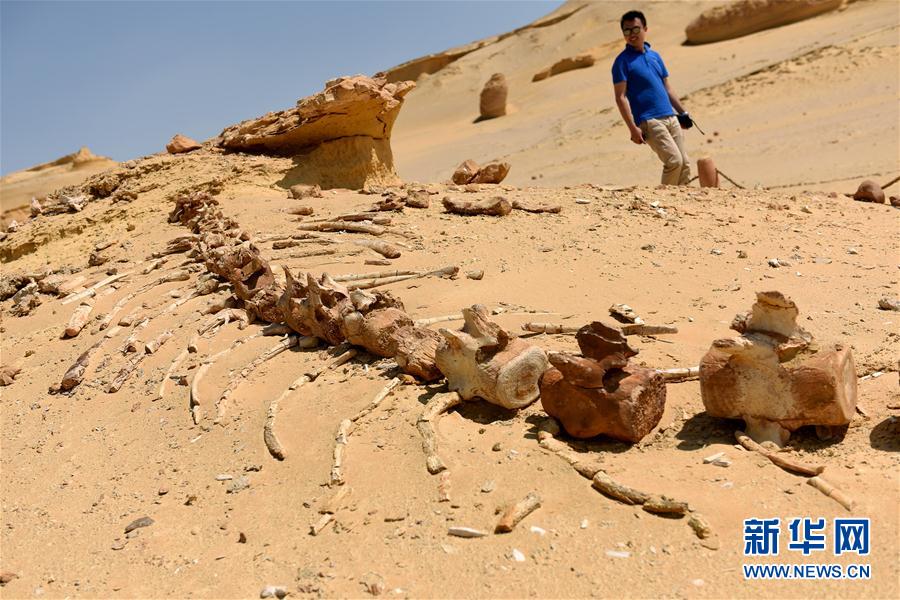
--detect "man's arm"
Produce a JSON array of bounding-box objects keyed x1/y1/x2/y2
[
  {"x1": 614, "y1": 81, "x2": 643, "y2": 145},
  {"x1": 662, "y1": 78, "x2": 686, "y2": 114}
]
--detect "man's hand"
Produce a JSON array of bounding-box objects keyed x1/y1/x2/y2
[{"x1": 630, "y1": 127, "x2": 644, "y2": 145}]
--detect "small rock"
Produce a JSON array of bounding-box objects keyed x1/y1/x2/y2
[
  {"x1": 227, "y1": 475, "x2": 250, "y2": 494},
  {"x1": 360, "y1": 572, "x2": 385, "y2": 596},
  {"x1": 491, "y1": 442, "x2": 502, "y2": 452},
  {"x1": 801, "y1": 205, "x2": 812, "y2": 214},
  {"x1": 465, "y1": 270, "x2": 484, "y2": 281},
  {"x1": 480, "y1": 480, "x2": 495, "y2": 493},
  {"x1": 6, "y1": 220, "x2": 19, "y2": 233},
  {"x1": 260, "y1": 585, "x2": 288, "y2": 599},
  {"x1": 737, "y1": 250, "x2": 748, "y2": 259},
  {"x1": 448, "y1": 526, "x2": 488, "y2": 538},
  {"x1": 878, "y1": 298, "x2": 900, "y2": 311},
  {"x1": 216, "y1": 473, "x2": 234, "y2": 481},
  {"x1": 124, "y1": 516, "x2": 154, "y2": 533},
  {"x1": 605, "y1": 550, "x2": 630, "y2": 558},
  {"x1": 158, "y1": 487, "x2": 168, "y2": 496},
  {"x1": 529, "y1": 525, "x2": 546, "y2": 536},
  {"x1": 710, "y1": 248, "x2": 723, "y2": 255},
  {"x1": 574, "y1": 198, "x2": 591, "y2": 205},
  {"x1": 852, "y1": 180, "x2": 885, "y2": 204},
  {"x1": 580, "y1": 519, "x2": 589, "y2": 529},
  {"x1": 238, "y1": 532, "x2": 248, "y2": 543},
  {"x1": 847, "y1": 247, "x2": 859, "y2": 255},
  {"x1": 510, "y1": 548, "x2": 526, "y2": 562},
  {"x1": 813, "y1": 257, "x2": 832, "y2": 264},
  {"x1": 768, "y1": 258, "x2": 789, "y2": 268},
  {"x1": 110, "y1": 539, "x2": 126, "y2": 551},
  {"x1": 0, "y1": 571, "x2": 20, "y2": 585},
  {"x1": 166, "y1": 134, "x2": 202, "y2": 154},
  {"x1": 290, "y1": 184, "x2": 323, "y2": 200}
]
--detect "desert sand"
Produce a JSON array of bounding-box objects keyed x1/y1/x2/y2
[{"x1": 1, "y1": 1, "x2": 898, "y2": 599}]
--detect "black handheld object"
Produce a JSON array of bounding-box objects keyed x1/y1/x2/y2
[{"x1": 677, "y1": 112, "x2": 693, "y2": 130}]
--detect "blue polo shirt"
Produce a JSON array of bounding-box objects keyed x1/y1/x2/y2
[{"x1": 611, "y1": 42, "x2": 675, "y2": 125}]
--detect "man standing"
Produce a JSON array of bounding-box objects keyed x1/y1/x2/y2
[{"x1": 612, "y1": 10, "x2": 692, "y2": 185}]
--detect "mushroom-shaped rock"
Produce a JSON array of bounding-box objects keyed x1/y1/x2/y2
[
  {"x1": 685, "y1": 0, "x2": 843, "y2": 45},
  {"x1": 435, "y1": 305, "x2": 548, "y2": 409},
  {"x1": 700, "y1": 291, "x2": 857, "y2": 445},
  {"x1": 479, "y1": 73, "x2": 507, "y2": 119},
  {"x1": 852, "y1": 180, "x2": 885, "y2": 204},
  {"x1": 217, "y1": 75, "x2": 414, "y2": 189},
  {"x1": 166, "y1": 134, "x2": 202, "y2": 154}
]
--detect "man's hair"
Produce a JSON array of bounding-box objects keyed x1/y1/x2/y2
[{"x1": 620, "y1": 10, "x2": 646, "y2": 29}]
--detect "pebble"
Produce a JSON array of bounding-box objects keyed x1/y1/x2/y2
[
  {"x1": 491, "y1": 442, "x2": 502, "y2": 452},
  {"x1": 510, "y1": 549, "x2": 526, "y2": 562},
  {"x1": 575, "y1": 198, "x2": 590, "y2": 204},
  {"x1": 480, "y1": 480, "x2": 495, "y2": 493},
  {"x1": 216, "y1": 474, "x2": 233, "y2": 481},
  {"x1": 448, "y1": 526, "x2": 487, "y2": 538},
  {"x1": 847, "y1": 247, "x2": 859, "y2": 255},
  {"x1": 737, "y1": 250, "x2": 748, "y2": 258},
  {"x1": 710, "y1": 248, "x2": 723, "y2": 255},
  {"x1": 580, "y1": 519, "x2": 589, "y2": 529},
  {"x1": 259, "y1": 585, "x2": 288, "y2": 599},
  {"x1": 606, "y1": 550, "x2": 631, "y2": 558},
  {"x1": 238, "y1": 532, "x2": 248, "y2": 543},
  {"x1": 529, "y1": 525, "x2": 546, "y2": 536},
  {"x1": 124, "y1": 516, "x2": 154, "y2": 533},
  {"x1": 158, "y1": 487, "x2": 169, "y2": 496},
  {"x1": 813, "y1": 257, "x2": 832, "y2": 264},
  {"x1": 227, "y1": 476, "x2": 250, "y2": 494},
  {"x1": 465, "y1": 270, "x2": 484, "y2": 280},
  {"x1": 110, "y1": 539, "x2": 126, "y2": 551}
]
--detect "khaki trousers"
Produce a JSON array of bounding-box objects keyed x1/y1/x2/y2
[{"x1": 641, "y1": 116, "x2": 691, "y2": 186}]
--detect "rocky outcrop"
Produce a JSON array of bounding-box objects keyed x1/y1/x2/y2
[
  {"x1": 685, "y1": 0, "x2": 844, "y2": 45},
  {"x1": 166, "y1": 134, "x2": 202, "y2": 154},
  {"x1": 217, "y1": 76, "x2": 415, "y2": 189},
  {"x1": 699, "y1": 292, "x2": 857, "y2": 445},
  {"x1": 532, "y1": 53, "x2": 596, "y2": 82},
  {"x1": 479, "y1": 73, "x2": 508, "y2": 119},
  {"x1": 540, "y1": 321, "x2": 665, "y2": 442}
]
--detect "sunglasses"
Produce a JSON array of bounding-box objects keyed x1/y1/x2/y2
[{"x1": 622, "y1": 26, "x2": 643, "y2": 36}]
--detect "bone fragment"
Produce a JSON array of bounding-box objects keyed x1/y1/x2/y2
[
  {"x1": 330, "y1": 378, "x2": 401, "y2": 485},
  {"x1": 60, "y1": 338, "x2": 105, "y2": 391},
  {"x1": 347, "y1": 265, "x2": 459, "y2": 290},
  {"x1": 657, "y1": 366, "x2": 700, "y2": 382},
  {"x1": 495, "y1": 492, "x2": 541, "y2": 533},
  {"x1": 158, "y1": 348, "x2": 189, "y2": 400},
  {"x1": 144, "y1": 330, "x2": 174, "y2": 354},
  {"x1": 442, "y1": 196, "x2": 511, "y2": 216},
  {"x1": 64, "y1": 302, "x2": 94, "y2": 338},
  {"x1": 807, "y1": 476, "x2": 855, "y2": 511},
  {"x1": 351, "y1": 239, "x2": 401, "y2": 259},
  {"x1": 62, "y1": 272, "x2": 130, "y2": 305},
  {"x1": 511, "y1": 200, "x2": 562, "y2": 213},
  {"x1": 735, "y1": 430, "x2": 824, "y2": 476},
  {"x1": 417, "y1": 391, "x2": 464, "y2": 474},
  {"x1": 296, "y1": 221, "x2": 386, "y2": 236}
]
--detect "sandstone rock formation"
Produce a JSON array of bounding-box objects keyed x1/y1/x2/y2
[
  {"x1": 217, "y1": 76, "x2": 414, "y2": 189},
  {"x1": 479, "y1": 73, "x2": 508, "y2": 119},
  {"x1": 435, "y1": 305, "x2": 549, "y2": 409},
  {"x1": 540, "y1": 321, "x2": 665, "y2": 442},
  {"x1": 532, "y1": 53, "x2": 596, "y2": 82},
  {"x1": 166, "y1": 134, "x2": 202, "y2": 154},
  {"x1": 685, "y1": 0, "x2": 843, "y2": 45},
  {"x1": 699, "y1": 291, "x2": 857, "y2": 445}
]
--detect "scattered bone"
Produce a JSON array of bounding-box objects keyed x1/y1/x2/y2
[
  {"x1": 701, "y1": 292, "x2": 857, "y2": 445},
  {"x1": 0, "y1": 365, "x2": 22, "y2": 386},
  {"x1": 296, "y1": 221, "x2": 386, "y2": 236},
  {"x1": 9, "y1": 281, "x2": 40, "y2": 316},
  {"x1": 141, "y1": 259, "x2": 167, "y2": 275},
  {"x1": 511, "y1": 200, "x2": 561, "y2": 213},
  {"x1": 288, "y1": 206, "x2": 315, "y2": 216},
  {"x1": 286, "y1": 248, "x2": 343, "y2": 260},
  {"x1": 807, "y1": 476, "x2": 855, "y2": 511},
  {"x1": 522, "y1": 322, "x2": 579, "y2": 335},
  {"x1": 414, "y1": 314, "x2": 463, "y2": 327},
  {"x1": 63, "y1": 302, "x2": 94, "y2": 338},
  {"x1": 365, "y1": 259, "x2": 391, "y2": 266},
  {"x1": 688, "y1": 513, "x2": 714, "y2": 540},
  {"x1": 657, "y1": 366, "x2": 700, "y2": 382},
  {"x1": 417, "y1": 391, "x2": 464, "y2": 474},
  {"x1": 330, "y1": 378, "x2": 401, "y2": 485},
  {"x1": 310, "y1": 514, "x2": 334, "y2": 536},
  {"x1": 215, "y1": 336, "x2": 310, "y2": 423},
  {"x1": 333, "y1": 269, "x2": 423, "y2": 283},
  {"x1": 734, "y1": 431, "x2": 824, "y2": 476},
  {"x1": 320, "y1": 485, "x2": 352, "y2": 514},
  {"x1": 436, "y1": 305, "x2": 548, "y2": 409},
  {"x1": 158, "y1": 348, "x2": 190, "y2": 400},
  {"x1": 62, "y1": 272, "x2": 131, "y2": 305},
  {"x1": 621, "y1": 323, "x2": 678, "y2": 336},
  {"x1": 144, "y1": 330, "x2": 174, "y2": 354},
  {"x1": 108, "y1": 353, "x2": 146, "y2": 393},
  {"x1": 591, "y1": 471, "x2": 650, "y2": 505},
  {"x1": 347, "y1": 265, "x2": 459, "y2": 290},
  {"x1": 327, "y1": 212, "x2": 392, "y2": 225},
  {"x1": 437, "y1": 471, "x2": 452, "y2": 502},
  {"x1": 642, "y1": 496, "x2": 689, "y2": 516},
  {"x1": 264, "y1": 347, "x2": 356, "y2": 460},
  {"x1": 350, "y1": 239, "x2": 401, "y2": 259},
  {"x1": 495, "y1": 492, "x2": 541, "y2": 533},
  {"x1": 442, "y1": 196, "x2": 511, "y2": 217}
]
